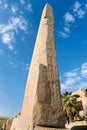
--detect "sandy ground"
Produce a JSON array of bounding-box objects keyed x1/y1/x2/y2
[{"x1": 65, "y1": 121, "x2": 87, "y2": 129}]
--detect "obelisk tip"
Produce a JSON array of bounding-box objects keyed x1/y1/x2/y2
[
  {"x1": 45, "y1": 4, "x2": 52, "y2": 9},
  {"x1": 42, "y1": 4, "x2": 53, "y2": 20}
]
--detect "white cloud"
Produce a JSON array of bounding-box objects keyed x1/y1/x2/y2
[
  {"x1": 25, "y1": 3, "x2": 32, "y2": 12},
  {"x1": 65, "y1": 71, "x2": 78, "y2": 77},
  {"x1": 61, "y1": 83, "x2": 69, "y2": 92},
  {"x1": 64, "y1": 26, "x2": 70, "y2": 33},
  {"x1": 81, "y1": 69, "x2": 87, "y2": 77},
  {"x1": 0, "y1": 49, "x2": 3, "y2": 55},
  {"x1": 11, "y1": 5, "x2": 18, "y2": 14},
  {"x1": 0, "y1": 16, "x2": 28, "y2": 34},
  {"x1": 78, "y1": 82, "x2": 87, "y2": 88},
  {"x1": 65, "y1": 78, "x2": 76, "y2": 86},
  {"x1": 9, "y1": 61, "x2": 29, "y2": 71},
  {"x1": 64, "y1": 12, "x2": 75, "y2": 23},
  {"x1": 58, "y1": 31, "x2": 69, "y2": 38},
  {"x1": 25, "y1": 63, "x2": 30, "y2": 70},
  {"x1": 74, "y1": 9, "x2": 85, "y2": 18},
  {"x1": 60, "y1": 64, "x2": 87, "y2": 93},
  {"x1": 20, "y1": 0, "x2": 25, "y2": 5},
  {"x1": 0, "y1": 24, "x2": 12, "y2": 34},
  {"x1": 9, "y1": 16, "x2": 28, "y2": 32},
  {"x1": 77, "y1": 9, "x2": 85, "y2": 18},
  {"x1": 73, "y1": 1, "x2": 86, "y2": 18},
  {"x1": 73, "y1": 1, "x2": 81, "y2": 11},
  {"x1": 0, "y1": 16, "x2": 28, "y2": 49},
  {"x1": 58, "y1": 12, "x2": 75, "y2": 38},
  {"x1": 1, "y1": 3, "x2": 8, "y2": 10},
  {"x1": 61, "y1": 83, "x2": 75, "y2": 92},
  {"x1": 2, "y1": 32, "x2": 14, "y2": 50},
  {"x1": 81, "y1": 63, "x2": 87, "y2": 69},
  {"x1": 9, "y1": 61, "x2": 18, "y2": 68},
  {"x1": 64, "y1": 69, "x2": 79, "y2": 77},
  {"x1": 20, "y1": 1, "x2": 33, "y2": 13},
  {"x1": 22, "y1": 63, "x2": 30, "y2": 73},
  {"x1": 81, "y1": 63, "x2": 87, "y2": 78},
  {"x1": 69, "y1": 82, "x2": 87, "y2": 92},
  {"x1": 65, "y1": 76, "x2": 81, "y2": 86},
  {"x1": 58, "y1": 1, "x2": 87, "y2": 38}
]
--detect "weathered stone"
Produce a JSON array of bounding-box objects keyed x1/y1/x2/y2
[
  {"x1": 6, "y1": 118, "x2": 13, "y2": 130},
  {"x1": 13, "y1": 4, "x2": 65, "y2": 130},
  {"x1": 10, "y1": 114, "x2": 21, "y2": 130},
  {"x1": 0, "y1": 116, "x2": 8, "y2": 130},
  {"x1": 34, "y1": 126, "x2": 69, "y2": 130}
]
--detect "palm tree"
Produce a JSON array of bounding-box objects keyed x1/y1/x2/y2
[{"x1": 62, "y1": 92, "x2": 81, "y2": 123}]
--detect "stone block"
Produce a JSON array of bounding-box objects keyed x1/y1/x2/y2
[{"x1": 34, "y1": 126, "x2": 69, "y2": 130}]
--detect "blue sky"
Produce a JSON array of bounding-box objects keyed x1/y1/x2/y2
[{"x1": 0, "y1": 0, "x2": 87, "y2": 117}]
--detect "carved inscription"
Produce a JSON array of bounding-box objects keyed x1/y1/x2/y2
[
  {"x1": 37, "y1": 64, "x2": 51, "y2": 103},
  {"x1": 37, "y1": 83, "x2": 46, "y2": 102}
]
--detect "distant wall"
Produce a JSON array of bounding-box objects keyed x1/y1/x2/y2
[
  {"x1": 6, "y1": 118, "x2": 13, "y2": 130},
  {"x1": 0, "y1": 117, "x2": 8, "y2": 130}
]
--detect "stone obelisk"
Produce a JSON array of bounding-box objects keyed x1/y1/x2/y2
[{"x1": 14, "y1": 4, "x2": 65, "y2": 130}]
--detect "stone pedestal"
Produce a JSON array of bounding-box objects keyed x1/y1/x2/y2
[{"x1": 34, "y1": 126, "x2": 69, "y2": 130}]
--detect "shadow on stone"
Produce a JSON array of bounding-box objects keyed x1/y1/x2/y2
[{"x1": 71, "y1": 125, "x2": 87, "y2": 130}]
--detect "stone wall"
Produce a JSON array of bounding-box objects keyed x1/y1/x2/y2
[{"x1": 0, "y1": 116, "x2": 8, "y2": 130}]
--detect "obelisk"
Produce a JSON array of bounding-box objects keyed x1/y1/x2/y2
[{"x1": 14, "y1": 4, "x2": 65, "y2": 130}]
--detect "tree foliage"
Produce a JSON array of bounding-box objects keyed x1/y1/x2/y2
[{"x1": 61, "y1": 92, "x2": 82, "y2": 122}]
